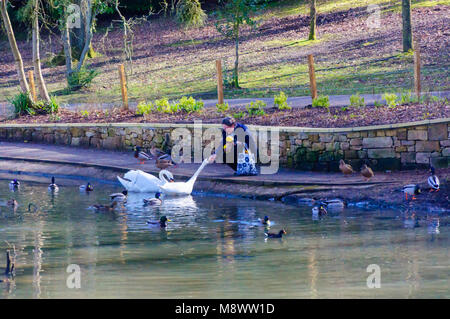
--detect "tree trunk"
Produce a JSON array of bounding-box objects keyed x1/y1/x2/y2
[
  {"x1": 402, "y1": 0, "x2": 413, "y2": 52},
  {"x1": 308, "y1": 0, "x2": 316, "y2": 41},
  {"x1": 0, "y1": 0, "x2": 31, "y2": 100},
  {"x1": 32, "y1": 0, "x2": 50, "y2": 102},
  {"x1": 76, "y1": 0, "x2": 93, "y2": 71},
  {"x1": 62, "y1": 21, "x2": 73, "y2": 85},
  {"x1": 233, "y1": 24, "x2": 240, "y2": 88}
]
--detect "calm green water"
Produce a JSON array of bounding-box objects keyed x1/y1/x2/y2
[{"x1": 0, "y1": 179, "x2": 448, "y2": 299}]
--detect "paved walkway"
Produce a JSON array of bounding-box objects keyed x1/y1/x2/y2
[{"x1": 0, "y1": 141, "x2": 426, "y2": 188}]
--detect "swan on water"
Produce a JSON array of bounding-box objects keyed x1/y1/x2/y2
[
  {"x1": 117, "y1": 169, "x2": 174, "y2": 193},
  {"x1": 159, "y1": 159, "x2": 209, "y2": 196}
]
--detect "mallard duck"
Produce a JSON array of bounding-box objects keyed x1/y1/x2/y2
[
  {"x1": 403, "y1": 184, "x2": 421, "y2": 200},
  {"x1": 134, "y1": 146, "x2": 151, "y2": 164},
  {"x1": 93, "y1": 201, "x2": 119, "y2": 212},
  {"x1": 9, "y1": 179, "x2": 20, "y2": 189},
  {"x1": 143, "y1": 192, "x2": 162, "y2": 205},
  {"x1": 428, "y1": 166, "x2": 440, "y2": 192},
  {"x1": 110, "y1": 190, "x2": 128, "y2": 202},
  {"x1": 150, "y1": 143, "x2": 167, "y2": 158},
  {"x1": 258, "y1": 215, "x2": 271, "y2": 226},
  {"x1": 339, "y1": 159, "x2": 353, "y2": 176},
  {"x1": 265, "y1": 229, "x2": 287, "y2": 238},
  {"x1": 361, "y1": 164, "x2": 374, "y2": 181},
  {"x1": 48, "y1": 177, "x2": 59, "y2": 192},
  {"x1": 79, "y1": 182, "x2": 93, "y2": 192},
  {"x1": 312, "y1": 203, "x2": 327, "y2": 217},
  {"x1": 147, "y1": 215, "x2": 172, "y2": 228},
  {"x1": 6, "y1": 199, "x2": 18, "y2": 207},
  {"x1": 156, "y1": 155, "x2": 174, "y2": 170}
]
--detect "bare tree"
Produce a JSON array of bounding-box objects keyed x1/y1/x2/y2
[
  {"x1": 0, "y1": 0, "x2": 32, "y2": 100},
  {"x1": 32, "y1": 0, "x2": 50, "y2": 102},
  {"x1": 308, "y1": 0, "x2": 316, "y2": 40},
  {"x1": 402, "y1": 0, "x2": 413, "y2": 52}
]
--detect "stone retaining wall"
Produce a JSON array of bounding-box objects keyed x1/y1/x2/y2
[{"x1": 1, "y1": 119, "x2": 449, "y2": 171}]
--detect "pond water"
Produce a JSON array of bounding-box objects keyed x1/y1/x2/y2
[{"x1": 0, "y1": 179, "x2": 448, "y2": 299}]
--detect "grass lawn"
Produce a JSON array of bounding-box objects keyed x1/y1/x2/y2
[{"x1": 0, "y1": 0, "x2": 448, "y2": 106}]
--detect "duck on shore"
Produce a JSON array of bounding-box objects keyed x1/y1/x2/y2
[
  {"x1": 339, "y1": 160, "x2": 353, "y2": 176},
  {"x1": 312, "y1": 203, "x2": 327, "y2": 218},
  {"x1": 403, "y1": 184, "x2": 421, "y2": 200},
  {"x1": 134, "y1": 146, "x2": 151, "y2": 164},
  {"x1": 361, "y1": 164, "x2": 374, "y2": 181},
  {"x1": 48, "y1": 177, "x2": 59, "y2": 192},
  {"x1": 428, "y1": 166, "x2": 440, "y2": 192},
  {"x1": 265, "y1": 229, "x2": 287, "y2": 239},
  {"x1": 156, "y1": 155, "x2": 174, "y2": 170}
]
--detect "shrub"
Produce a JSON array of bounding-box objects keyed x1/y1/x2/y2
[
  {"x1": 8, "y1": 92, "x2": 34, "y2": 116},
  {"x1": 233, "y1": 111, "x2": 245, "y2": 119},
  {"x1": 383, "y1": 93, "x2": 398, "y2": 108},
  {"x1": 177, "y1": 96, "x2": 204, "y2": 113},
  {"x1": 312, "y1": 95, "x2": 330, "y2": 111},
  {"x1": 216, "y1": 102, "x2": 229, "y2": 113},
  {"x1": 81, "y1": 110, "x2": 90, "y2": 118},
  {"x1": 136, "y1": 101, "x2": 154, "y2": 115},
  {"x1": 399, "y1": 92, "x2": 416, "y2": 105},
  {"x1": 8, "y1": 92, "x2": 59, "y2": 116},
  {"x1": 175, "y1": 0, "x2": 207, "y2": 28},
  {"x1": 246, "y1": 100, "x2": 266, "y2": 116},
  {"x1": 349, "y1": 93, "x2": 365, "y2": 108},
  {"x1": 68, "y1": 67, "x2": 99, "y2": 91},
  {"x1": 374, "y1": 100, "x2": 384, "y2": 108},
  {"x1": 274, "y1": 91, "x2": 290, "y2": 110}
]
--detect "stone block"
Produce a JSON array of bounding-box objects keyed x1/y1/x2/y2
[
  {"x1": 408, "y1": 130, "x2": 427, "y2": 141},
  {"x1": 363, "y1": 137, "x2": 393, "y2": 148},
  {"x1": 416, "y1": 152, "x2": 431, "y2": 164},
  {"x1": 401, "y1": 152, "x2": 415, "y2": 163},
  {"x1": 368, "y1": 148, "x2": 395, "y2": 158},
  {"x1": 428, "y1": 124, "x2": 448, "y2": 141},
  {"x1": 415, "y1": 141, "x2": 440, "y2": 152}
]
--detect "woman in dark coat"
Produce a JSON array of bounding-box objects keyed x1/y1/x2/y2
[{"x1": 208, "y1": 117, "x2": 256, "y2": 173}]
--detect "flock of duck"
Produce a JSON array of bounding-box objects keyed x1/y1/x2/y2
[
  {"x1": 2, "y1": 146, "x2": 442, "y2": 241},
  {"x1": 339, "y1": 159, "x2": 441, "y2": 199}
]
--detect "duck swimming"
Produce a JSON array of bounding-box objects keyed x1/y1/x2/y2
[
  {"x1": 147, "y1": 216, "x2": 172, "y2": 228},
  {"x1": 339, "y1": 160, "x2": 353, "y2": 176},
  {"x1": 428, "y1": 166, "x2": 440, "y2": 192},
  {"x1": 48, "y1": 177, "x2": 59, "y2": 192},
  {"x1": 403, "y1": 184, "x2": 421, "y2": 200},
  {"x1": 79, "y1": 182, "x2": 94, "y2": 192},
  {"x1": 110, "y1": 190, "x2": 128, "y2": 202},
  {"x1": 93, "y1": 201, "x2": 119, "y2": 212},
  {"x1": 258, "y1": 216, "x2": 271, "y2": 226},
  {"x1": 265, "y1": 229, "x2": 287, "y2": 238},
  {"x1": 6, "y1": 199, "x2": 18, "y2": 207},
  {"x1": 312, "y1": 203, "x2": 327, "y2": 217},
  {"x1": 9, "y1": 179, "x2": 20, "y2": 189},
  {"x1": 143, "y1": 192, "x2": 162, "y2": 205},
  {"x1": 134, "y1": 146, "x2": 151, "y2": 164}
]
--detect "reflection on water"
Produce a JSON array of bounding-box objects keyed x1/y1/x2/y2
[{"x1": 0, "y1": 179, "x2": 448, "y2": 298}]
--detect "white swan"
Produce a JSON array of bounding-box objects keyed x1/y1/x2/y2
[
  {"x1": 159, "y1": 159, "x2": 209, "y2": 196},
  {"x1": 117, "y1": 169, "x2": 173, "y2": 193}
]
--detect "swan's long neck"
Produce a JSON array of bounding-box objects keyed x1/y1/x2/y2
[{"x1": 187, "y1": 159, "x2": 209, "y2": 185}]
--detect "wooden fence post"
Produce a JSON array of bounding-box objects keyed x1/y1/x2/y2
[
  {"x1": 307, "y1": 54, "x2": 317, "y2": 100},
  {"x1": 414, "y1": 48, "x2": 421, "y2": 99},
  {"x1": 118, "y1": 64, "x2": 128, "y2": 110},
  {"x1": 28, "y1": 70, "x2": 36, "y2": 102},
  {"x1": 216, "y1": 60, "x2": 224, "y2": 105}
]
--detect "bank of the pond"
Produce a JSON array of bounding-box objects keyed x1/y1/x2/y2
[
  {"x1": 1, "y1": 118, "x2": 449, "y2": 171},
  {"x1": 0, "y1": 143, "x2": 448, "y2": 212}
]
